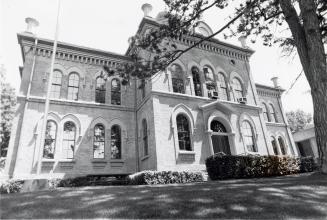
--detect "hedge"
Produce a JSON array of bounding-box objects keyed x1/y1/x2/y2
[
  {"x1": 128, "y1": 170, "x2": 204, "y2": 185},
  {"x1": 0, "y1": 179, "x2": 24, "y2": 194},
  {"x1": 205, "y1": 154, "x2": 316, "y2": 180}
]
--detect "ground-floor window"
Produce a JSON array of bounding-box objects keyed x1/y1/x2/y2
[
  {"x1": 62, "y1": 121, "x2": 76, "y2": 159},
  {"x1": 43, "y1": 120, "x2": 57, "y2": 159},
  {"x1": 176, "y1": 114, "x2": 191, "y2": 151},
  {"x1": 111, "y1": 125, "x2": 121, "y2": 159},
  {"x1": 93, "y1": 124, "x2": 105, "y2": 159}
]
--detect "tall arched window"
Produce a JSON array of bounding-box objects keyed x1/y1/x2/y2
[
  {"x1": 111, "y1": 79, "x2": 121, "y2": 105},
  {"x1": 43, "y1": 120, "x2": 57, "y2": 159},
  {"x1": 142, "y1": 119, "x2": 148, "y2": 156},
  {"x1": 232, "y1": 77, "x2": 243, "y2": 101},
  {"x1": 242, "y1": 121, "x2": 256, "y2": 152},
  {"x1": 50, "y1": 70, "x2": 62, "y2": 99},
  {"x1": 278, "y1": 136, "x2": 287, "y2": 155},
  {"x1": 217, "y1": 72, "x2": 228, "y2": 100},
  {"x1": 262, "y1": 103, "x2": 270, "y2": 122},
  {"x1": 93, "y1": 124, "x2": 105, "y2": 159},
  {"x1": 62, "y1": 121, "x2": 76, "y2": 159},
  {"x1": 111, "y1": 125, "x2": 121, "y2": 159},
  {"x1": 269, "y1": 104, "x2": 278, "y2": 122},
  {"x1": 176, "y1": 114, "x2": 191, "y2": 151},
  {"x1": 203, "y1": 66, "x2": 216, "y2": 96},
  {"x1": 95, "y1": 77, "x2": 106, "y2": 103},
  {"x1": 171, "y1": 64, "x2": 185, "y2": 94},
  {"x1": 191, "y1": 67, "x2": 202, "y2": 96},
  {"x1": 270, "y1": 136, "x2": 279, "y2": 155},
  {"x1": 67, "y1": 73, "x2": 80, "y2": 100}
]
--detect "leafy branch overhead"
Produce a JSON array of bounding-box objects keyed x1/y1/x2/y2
[{"x1": 102, "y1": 0, "x2": 326, "y2": 85}]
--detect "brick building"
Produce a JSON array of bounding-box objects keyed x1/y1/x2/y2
[{"x1": 4, "y1": 10, "x2": 298, "y2": 179}]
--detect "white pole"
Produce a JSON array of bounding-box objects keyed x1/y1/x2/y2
[{"x1": 36, "y1": 0, "x2": 61, "y2": 175}]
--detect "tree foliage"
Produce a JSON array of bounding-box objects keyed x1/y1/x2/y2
[
  {"x1": 0, "y1": 65, "x2": 16, "y2": 157},
  {"x1": 286, "y1": 109, "x2": 313, "y2": 132}
]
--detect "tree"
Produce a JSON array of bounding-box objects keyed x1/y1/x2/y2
[
  {"x1": 0, "y1": 65, "x2": 17, "y2": 157},
  {"x1": 286, "y1": 109, "x2": 313, "y2": 132},
  {"x1": 102, "y1": 0, "x2": 327, "y2": 172}
]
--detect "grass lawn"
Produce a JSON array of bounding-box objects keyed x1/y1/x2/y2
[{"x1": 1, "y1": 172, "x2": 326, "y2": 219}]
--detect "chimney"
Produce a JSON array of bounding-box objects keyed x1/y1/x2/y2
[
  {"x1": 271, "y1": 76, "x2": 279, "y2": 88},
  {"x1": 25, "y1": 17, "x2": 39, "y2": 35},
  {"x1": 238, "y1": 35, "x2": 247, "y2": 48},
  {"x1": 141, "y1": 3, "x2": 153, "y2": 17}
]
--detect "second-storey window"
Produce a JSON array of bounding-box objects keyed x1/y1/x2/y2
[
  {"x1": 171, "y1": 64, "x2": 185, "y2": 94},
  {"x1": 191, "y1": 67, "x2": 202, "y2": 96},
  {"x1": 262, "y1": 103, "x2": 270, "y2": 122},
  {"x1": 95, "y1": 77, "x2": 106, "y2": 103},
  {"x1": 203, "y1": 66, "x2": 216, "y2": 95},
  {"x1": 232, "y1": 77, "x2": 243, "y2": 101},
  {"x1": 50, "y1": 70, "x2": 62, "y2": 99},
  {"x1": 269, "y1": 104, "x2": 278, "y2": 122},
  {"x1": 111, "y1": 79, "x2": 121, "y2": 105},
  {"x1": 217, "y1": 72, "x2": 228, "y2": 100},
  {"x1": 67, "y1": 73, "x2": 79, "y2": 101}
]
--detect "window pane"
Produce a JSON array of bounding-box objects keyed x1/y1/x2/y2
[
  {"x1": 111, "y1": 125, "x2": 121, "y2": 159},
  {"x1": 242, "y1": 121, "x2": 256, "y2": 152},
  {"x1": 233, "y1": 78, "x2": 243, "y2": 101},
  {"x1": 278, "y1": 137, "x2": 287, "y2": 155},
  {"x1": 217, "y1": 73, "x2": 228, "y2": 100},
  {"x1": 177, "y1": 114, "x2": 191, "y2": 151},
  {"x1": 172, "y1": 78, "x2": 185, "y2": 93},
  {"x1": 43, "y1": 120, "x2": 57, "y2": 159},
  {"x1": 93, "y1": 124, "x2": 105, "y2": 159},
  {"x1": 68, "y1": 73, "x2": 79, "y2": 100},
  {"x1": 211, "y1": 120, "x2": 227, "y2": 133},
  {"x1": 63, "y1": 122, "x2": 76, "y2": 159},
  {"x1": 96, "y1": 77, "x2": 106, "y2": 103},
  {"x1": 271, "y1": 136, "x2": 279, "y2": 155},
  {"x1": 191, "y1": 67, "x2": 202, "y2": 96},
  {"x1": 111, "y1": 79, "x2": 121, "y2": 105}
]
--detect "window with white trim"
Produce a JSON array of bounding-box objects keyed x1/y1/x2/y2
[
  {"x1": 62, "y1": 121, "x2": 76, "y2": 159},
  {"x1": 67, "y1": 73, "x2": 79, "y2": 101},
  {"x1": 50, "y1": 70, "x2": 62, "y2": 99},
  {"x1": 242, "y1": 121, "x2": 257, "y2": 152},
  {"x1": 217, "y1": 72, "x2": 228, "y2": 100},
  {"x1": 43, "y1": 120, "x2": 57, "y2": 159},
  {"x1": 269, "y1": 104, "x2": 278, "y2": 122},
  {"x1": 93, "y1": 124, "x2": 105, "y2": 159},
  {"x1": 176, "y1": 114, "x2": 191, "y2": 151},
  {"x1": 95, "y1": 77, "x2": 106, "y2": 103},
  {"x1": 232, "y1": 77, "x2": 243, "y2": 101}
]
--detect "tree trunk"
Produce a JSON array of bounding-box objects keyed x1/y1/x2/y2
[{"x1": 280, "y1": 0, "x2": 327, "y2": 173}]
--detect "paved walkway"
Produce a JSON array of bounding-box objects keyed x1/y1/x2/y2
[{"x1": 1, "y1": 172, "x2": 327, "y2": 219}]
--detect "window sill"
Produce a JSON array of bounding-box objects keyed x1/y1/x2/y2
[
  {"x1": 58, "y1": 159, "x2": 76, "y2": 163},
  {"x1": 178, "y1": 150, "x2": 196, "y2": 155},
  {"x1": 141, "y1": 155, "x2": 150, "y2": 161},
  {"x1": 91, "y1": 159, "x2": 107, "y2": 163},
  {"x1": 42, "y1": 159, "x2": 55, "y2": 163},
  {"x1": 178, "y1": 151, "x2": 195, "y2": 162},
  {"x1": 110, "y1": 159, "x2": 125, "y2": 168}
]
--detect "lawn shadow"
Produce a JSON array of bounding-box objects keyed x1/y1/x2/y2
[{"x1": 1, "y1": 172, "x2": 327, "y2": 219}]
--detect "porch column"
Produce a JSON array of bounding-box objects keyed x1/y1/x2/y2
[{"x1": 206, "y1": 130, "x2": 214, "y2": 155}]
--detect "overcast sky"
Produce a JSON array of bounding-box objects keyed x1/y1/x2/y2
[{"x1": 0, "y1": 0, "x2": 313, "y2": 114}]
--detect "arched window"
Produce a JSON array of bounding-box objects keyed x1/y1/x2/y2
[
  {"x1": 62, "y1": 121, "x2": 76, "y2": 159},
  {"x1": 217, "y1": 72, "x2": 228, "y2": 100},
  {"x1": 95, "y1": 77, "x2": 106, "y2": 103},
  {"x1": 211, "y1": 120, "x2": 227, "y2": 133},
  {"x1": 270, "y1": 136, "x2": 279, "y2": 155},
  {"x1": 111, "y1": 79, "x2": 121, "y2": 105},
  {"x1": 171, "y1": 64, "x2": 185, "y2": 94},
  {"x1": 111, "y1": 125, "x2": 121, "y2": 159},
  {"x1": 141, "y1": 79, "x2": 146, "y2": 99},
  {"x1": 67, "y1": 73, "x2": 79, "y2": 100},
  {"x1": 43, "y1": 120, "x2": 57, "y2": 159},
  {"x1": 93, "y1": 124, "x2": 105, "y2": 159},
  {"x1": 50, "y1": 70, "x2": 62, "y2": 99},
  {"x1": 242, "y1": 121, "x2": 257, "y2": 152},
  {"x1": 203, "y1": 66, "x2": 216, "y2": 95},
  {"x1": 191, "y1": 67, "x2": 202, "y2": 96},
  {"x1": 278, "y1": 136, "x2": 287, "y2": 155},
  {"x1": 232, "y1": 77, "x2": 243, "y2": 101},
  {"x1": 269, "y1": 104, "x2": 278, "y2": 122},
  {"x1": 262, "y1": 103, "x2": 270, "y2": 122},
  {"x1": 142, "y1": 119, "x2": 148, "y2": 156},
  {"x1": 176, "y1": 114, "x2": 191, "y2": 151}
]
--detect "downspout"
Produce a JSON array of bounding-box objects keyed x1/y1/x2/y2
[{"x1": 134, "y1": 78, "x2": 140, "y2": 172}]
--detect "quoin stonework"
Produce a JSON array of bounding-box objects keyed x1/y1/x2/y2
[{"x1": 4, "y1": 7, "x2": 298, "y2": 179}]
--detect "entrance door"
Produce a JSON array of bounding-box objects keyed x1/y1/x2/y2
[{"x1": 211, "y1": 135, "x2": 231, "y2": 155}]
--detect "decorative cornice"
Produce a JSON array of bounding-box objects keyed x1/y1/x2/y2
[
  {"x1": 17, "y1": 33, "x2": 131, "y2": 67},
  {"x1": 126, "y1": 17, "x2": 254, "y2": 61},
  {"x1": 256, "y1": 83, "x2": 284, "y2": 98}
]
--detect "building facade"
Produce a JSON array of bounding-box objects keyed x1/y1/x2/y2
[{"x1": 4, "y1": 13, "x2": 298, "y2": 179}]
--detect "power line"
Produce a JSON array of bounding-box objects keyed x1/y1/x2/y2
[{"x1": 285, "y1": 69, "x2": 303, "y2": 95}]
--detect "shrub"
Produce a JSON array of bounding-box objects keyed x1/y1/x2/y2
[
  {"x1": 0, "y1": 179, "x2": 24, "y2": 194},
  {"x1": 299, "y1": 156, "x2": 316, "y2": 173},
  {"x1": 205, "y1": 154, "x2": 315, "y2": 180},
  {"x1": 128, "y1": 170, "x2": 204, "y2": 185}
]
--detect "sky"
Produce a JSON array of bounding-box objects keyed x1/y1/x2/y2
[{"x1": 0, "y1": 0, "x2": 314, "y2": 114}]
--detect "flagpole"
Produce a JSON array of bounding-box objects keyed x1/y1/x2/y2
[{"x1": 36, "y1": 0, "x2": 61, "y2": 175}]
